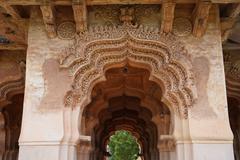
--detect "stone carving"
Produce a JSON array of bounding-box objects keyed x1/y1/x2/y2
[
  {"x1": 88, "y1": 5, "x2": 161, "y2": 28},
  {"x1": 88, "y1": 5, "x2": 120, "y2": 27},
  {"x1": 230, "y1": 60, "x2": 240, "y2": 80},
  {"x1": 59, "y1": 21, "x2": 197, "y2": 118},
  {"x1": 119, "y1": 7, "x2": 135, "y2": 25},
  {"x1": 224, "y1": 53, "x2": 240, "y2": 80},
  {"x1": 0, "y1": 61, "x2": 25, "y2": 106},
  {"x1": 224, "y1": 52, "x2": 240, "y2": 102},
  {"x1": 173, "y1": 18, "x2": 192, "y2": 37},
  {"x1": 135, "y1": 5, "x2": 160, "y2": 18},
  {"x1": 40, "y1": 5, "x2": 57, "y2": 38},
  {"x1": 57, "y1": 22, "x2": 76, "y2": 40}
]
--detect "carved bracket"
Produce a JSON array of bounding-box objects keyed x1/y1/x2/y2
[
  {"x1": 40, "y1": 2, "x2": 57, "y2": 38},
  {"x1": 72, "y1": 0, "x2": 87, "y2": 33},
  {"x1": 161, "y1": 0, "x2": 176, "y2": 33},
  {"x1": 192, "y1": 0, "x2": 212, "y2": 37}
]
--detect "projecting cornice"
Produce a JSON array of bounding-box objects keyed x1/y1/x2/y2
[
  {"x1": 0, "y1": 0, "x2": 239, "y2": 6},
  {"x1": 0, "y1": 0, "x2": 240, "y2": 50}
]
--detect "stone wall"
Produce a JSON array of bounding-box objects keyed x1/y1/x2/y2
[{"x1": 19, "y1": 5, "x2": 234, "y2": 160}]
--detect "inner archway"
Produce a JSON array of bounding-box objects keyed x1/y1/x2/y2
[
  {"x1": 79, "y1": 65, "x2": 173, "y2": 160},
  {"x1": 228, "y1": 97, "x2": 240, "y2": 160},
  {"x1": 0, "y1": 93, "x2": 24, "y2": 160}
]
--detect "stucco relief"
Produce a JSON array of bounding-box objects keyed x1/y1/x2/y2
[
  {"x1": 57, "y1": 21, "x2": 76, "y2": 40},
  {"x1": 59, "y1": 17, "x2": 197, "y2": 118},
  {"x1": 173, "y1": 18, "x2": 192, "y2": 37},
  {"x1": 0, "y1": 56, "x2": 25, "y2": 107},
  {"x1": 88, "y1": 5, "x2": 161, "y2": 28}
]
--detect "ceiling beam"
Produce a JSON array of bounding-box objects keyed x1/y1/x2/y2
[
  {"x1": 221, "y1": 18, "x2": 236, "y2": 42},
  {"x1": 1, "y1": 0, "x2": 240, "y2": 5},
  {"x1": 0, "y1": 3, "x2": 21, "y2": 20},
  {"x1": 85, "y1": 0, "x2": 194, "y2": 5},
  {"x1": 0, "y1": 43, "x2": 27, "y2": 50},
  {"x1": 192, "y1": 0, "x2": 212, "y2": 37},
  {"x1": 226, "y1": 3, "x2": 240, "y2": 18},
  {"x1": 160, "y1": 0, "x2": 176, "y2": 33},
  {"x1": 0, "y1": 0, "x2": 200, "y2": 6},
  {"x1": 223, "y1": 42, "x2": 240, "y2": 50},
  {"x1": 0, "y1": 14, "x2": 26, "y2": 44},
  {"x1": 211, "y1": 0, "x2": 240, "y2": 3},
  {"x1": 72, "y1": 0, "x2": 87, "y2": 33},
  {"x1": 40, "y1": 2, "x2": 57, "y2": 38}
]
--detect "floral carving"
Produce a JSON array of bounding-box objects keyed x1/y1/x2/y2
[
  {"x1": 173, "y1": 18, "x2": 192, "y2": 37},
  {"x1": 59, "y1": 23, "x2": 197, "y2": 119},
  {"x1": 57, "y1": 22, "x2": 76, "y2": 40}
]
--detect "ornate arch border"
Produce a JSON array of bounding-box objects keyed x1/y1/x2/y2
[
  {"x1": 59, "y1": 24, "x2": 197, "y2": 118},
  {"x1": 0, "y1": 61, "x2": 25, "y2": 107}
]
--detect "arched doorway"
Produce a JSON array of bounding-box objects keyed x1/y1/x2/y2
[
  {"x1": 0, "y1": 93, "x2": 24, "y2": 160},
  {"x1": 80, "y1": 65, "x2": 171, "y2": 160},
  {"x1": 228, "y1": 97, "x2": 240, "y2": 160},
  {"x1": 59, "y1": 22, "x2": 197, "y2": 160}
]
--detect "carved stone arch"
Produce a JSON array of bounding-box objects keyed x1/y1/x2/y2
[
  {"x1": 0, "y1": 61, "x2": 25, "y2": 108},
  {"x1": 60, "y1": 24, "x2": 197, "y2": 119},
  {"x1": 81, "y1": 85, "x2": 171, "y2": 137}
]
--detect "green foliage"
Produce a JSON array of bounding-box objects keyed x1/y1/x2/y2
[{"x1": 108, "y1": 130, "x2": 140, "y2": 160}]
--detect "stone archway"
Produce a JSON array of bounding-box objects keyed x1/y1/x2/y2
[
  {"x1": 228, "y1": 97, "x2": 240, "y2": 160},
  {"x1": 80, "y1": 65, "x2": 171, "y2": 160},
  {"x1": 59, "y1": 23, "x2": 197, "y2": 160},
  {"x1": 0, "y1": 93, "x2": 24, "y2": 160}
]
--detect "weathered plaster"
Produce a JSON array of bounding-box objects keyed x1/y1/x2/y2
[{"x1": 18, "y1": 4, "x2": 234, "y2": 160}]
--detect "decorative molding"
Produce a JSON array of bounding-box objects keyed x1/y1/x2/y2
[
  {"x1": 57, "y1": 21, "x2": 76, "y2": 40},
  {"x1": 88, "y1": 5, "x2": 160, "y2": 27},
  {"x1": 59, "y1": 21, "x2": 197, "y2": 119},
  {"x1": 119, "y1": 7, "x2": 135, "y2": 25},
  {"x1": 173, "y1": 18, "x2": 192, "y2": 37},
  {"x1": 0, "y1": 61, "x2": 25, "y2": 107}
]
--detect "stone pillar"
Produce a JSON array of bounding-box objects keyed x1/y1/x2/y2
[
  {"x1": 172, "y1": 4, "x2": 234, "y2": 160},
  {"x1": 18, "y1": 7, "x2": 75, "y2": 160}
]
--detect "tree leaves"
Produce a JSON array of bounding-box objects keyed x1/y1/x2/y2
[{"x1": 108, "y1": 130, "x2": 140, "y2": 160}]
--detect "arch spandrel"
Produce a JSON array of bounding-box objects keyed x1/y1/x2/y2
[{"x1": 59, "y1": 24, "x2": 197, "y2": 119}]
